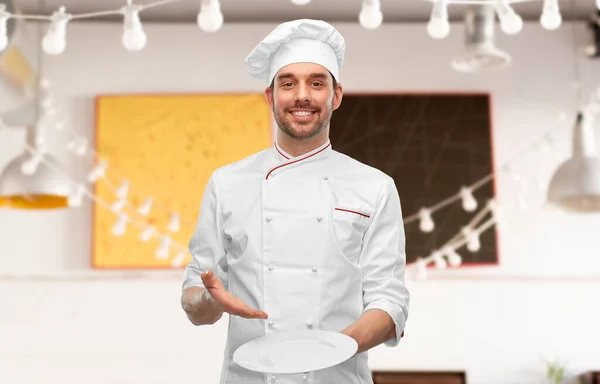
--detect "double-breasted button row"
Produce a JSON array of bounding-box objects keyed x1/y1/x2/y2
[
  {"x1": 264, "y1": 216, "x2": 325, "y2": 222},
  {"x1": 265, "y1": 319, "x2": 314, "y2": 328}
]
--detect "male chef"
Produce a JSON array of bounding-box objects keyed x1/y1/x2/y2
[{"x1": 181, "y1": 19, "x2": 410, "y2": 384}]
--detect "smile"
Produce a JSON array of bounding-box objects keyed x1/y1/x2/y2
[{"x1": 290, "y1": 110, "x2": 316, "y2": 120}]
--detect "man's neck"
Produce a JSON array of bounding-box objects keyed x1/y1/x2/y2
[{"x1": 277, "y1": 134, "x2": 329, "y2": 158}]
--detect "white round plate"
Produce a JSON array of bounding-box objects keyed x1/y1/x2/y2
[{"x1": 233, "y1": 330, "x2": 358, "y2": 374}]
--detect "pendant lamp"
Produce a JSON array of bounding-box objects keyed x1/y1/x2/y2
[
  {"x1": 547, "y1": 111, "x2": 600, "y2": 212},
  {"x1": 0, "y1": 121, "x2": 72, "y2": 209}
]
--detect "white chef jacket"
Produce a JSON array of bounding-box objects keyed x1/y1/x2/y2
[{"x1": 183, "y1": 139, "x2": 410, "y2": 384}]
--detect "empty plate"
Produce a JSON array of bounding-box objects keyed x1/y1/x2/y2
[{"x1": 233, "y1": 329, "x2": 358, "y2": 374}]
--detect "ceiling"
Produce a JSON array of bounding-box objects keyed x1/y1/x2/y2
[{"x1": 10, "y1": 0, "x2": 598, "y2": 23}]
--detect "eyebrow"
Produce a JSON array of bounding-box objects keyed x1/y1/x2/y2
[{"x1": 276, "y1": 73, "x2": 330, "y2": 81}]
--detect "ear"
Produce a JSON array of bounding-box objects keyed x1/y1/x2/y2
[
  {"x1": 264, "y1": 86, "x2": 274, "y2": 109},
  {"x1": 332, "y1": 83, "x2": 343, "y2": 111}
]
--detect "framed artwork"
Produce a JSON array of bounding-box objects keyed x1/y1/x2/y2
[
  {"x1": 330, "y1": 93, "x2": 498, "y2": 266},
  {"x1": 92, "y1": 93, "x2": 272, "y2": 269}
]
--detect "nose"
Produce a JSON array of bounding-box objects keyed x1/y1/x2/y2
[{"x1": 294, "y1": 83, "x2": 311, "y2": 102}]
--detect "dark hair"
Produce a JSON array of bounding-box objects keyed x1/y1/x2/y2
[{"x1": 270, "y1": 70, "x2": 338, "y2": 91}]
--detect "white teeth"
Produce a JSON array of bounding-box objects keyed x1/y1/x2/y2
[{"x1": 292, "y1": 111, "x2": 313, "y2": 117}]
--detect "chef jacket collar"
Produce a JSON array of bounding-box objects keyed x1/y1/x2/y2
[
  {"x1": 267, "y1": 139, "x2": 332, "y2": 180},
  {"x1": 273, "y1": 139, "x2": 331, "y2": 162}
]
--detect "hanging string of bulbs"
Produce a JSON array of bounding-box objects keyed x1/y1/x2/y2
[
  {"x1": 0, "y1": 0, "x2": 576, "y2": 54},
  {"x1": 0, "y1": 0, "x2": 225, "y2": 54},
  {"x1": 422, "y1": 0, "x2": 566, "y2": 40},
  {"x1": 20, "y1": 80, "x2": 575, "y2": 271}
]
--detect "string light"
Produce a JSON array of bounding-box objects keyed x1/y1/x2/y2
[
  {"x1": 20, "y1": 143, "x2": 191, "y2": 264},
  {"x1": 419, "y1": 0, "x2": 563, "y2": 40},
  {"x1": 0, "y1": 0, "x2": 232, "y2": 55}
]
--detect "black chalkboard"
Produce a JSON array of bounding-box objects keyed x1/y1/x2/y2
[{"x1": 330, "y1": 93, "x2": 498, "y2": 266}]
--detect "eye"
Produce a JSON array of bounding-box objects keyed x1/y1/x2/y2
[
  {"x1": 282, "y1": 82, "x2": 293, "y2": 87},
  {"x1": 312, "y1": 82, "x2": 324, "y2": 87}
]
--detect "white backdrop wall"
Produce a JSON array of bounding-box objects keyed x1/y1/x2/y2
[{"x1": 0, "y1": 21, "x2": 599, "y2": 384}]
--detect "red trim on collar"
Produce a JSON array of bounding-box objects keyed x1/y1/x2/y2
[
  {"x1": 266, "y1": 143, "x2": 331, "y2": 180},
  {"x1": 275, "y1": 145, "x2": 290, "y2": 160}
]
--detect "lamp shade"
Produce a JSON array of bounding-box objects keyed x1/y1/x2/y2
[
  {"x1": 0, "y1": 151, "x2": 72, "y2": 209},
  {"x1": 547, "y1": 112, "x2": 600, "y2": 212}
]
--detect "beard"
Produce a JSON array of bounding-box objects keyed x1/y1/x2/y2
[{"x1": 273, "y1": 101, "x2": 332, "y2": 141}]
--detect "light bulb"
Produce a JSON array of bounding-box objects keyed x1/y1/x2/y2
[
  {"x1": 122, "y1": 28, "x2": 147, "y2": 51},
  {"x1": 432, "y1": 251, "x2": 447, "y2": 269},
  {"x1": 359, "y1": 2, "x2": 383, "y2": 29},
  {"x1": 140, "y1": 225, "x2": 155, "y2": 242},
  {"x1": 460, "y1": 186, "x2": 477, "y2": 212},
  {"x1": 427, "y1": 0, "x2": 450, "y2": 39},
  {"x1": 291, "y1": 0, "x2": 311, "y2": 4},
  {"x1": 168, "y1": 213, "x2": 180, "y2": 232},
  {"x1": 156, "y1": 236, "x2": 171, "y2": 259},
  {"x1": 116, "y1": 180, "x2": 129, "y2": 199},
  {"x1": 112, "y1": 213, "x2": 128, "y2": 237},
  {"x1": 88, "y1": 160, "x2": 107, "y2": 183},
  {"x1": 500, "y1": 13, "x2": 523, "y2": 34},
  {"x1": 42, "y1": 7, "x2": 70, "y2": 55},
  {"x1": 496, "y1": 1, "x2": 523, "y2": 35},
  {"x1": 138, "y1": 197, "x2": 152, "y2": 216},
  {"x1": 122, "y1": 5, "x2": 147, "y2": 51},
  {"x1": 197, "y1": 5, "x2": 224, "y2": 33},
  {"x1": 540, "y1": 10, "x2": 562, "y2": 30},
  {"x1": 75, "y1": 138, "x2": 88, "y2": 157},
  {"x1": 444, "y1": 247, "x2": 462, "y2": 267},
  {"x1": 0, "y1": 4, "x2": 10, "y2": 52},
  {"x1": 21, "y1": 151, "x2": 43, "y2": 175},
  {"x1": 419, "y1": 208, "x2": 435, "y2": 232},
  {"x1": 462, "y1": 227, "x2": 481, "y2": 252},
  {"x1": 21, "y1": 158, "x2": 39, "y2": 175},
  {"x1": 68, "y1": 184, "x2": 86, "y2": 208},
  {"x1": 171, "y1": 251, "x2": 187, "y2": 267},
  {"x1": 427, "y1": 18, "x2": 450, "y2": 39},
  {"x1": 111, "y1": 198, "x2": 127, "y2": 213}
]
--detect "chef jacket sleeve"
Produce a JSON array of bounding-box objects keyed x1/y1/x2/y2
[
  {"x1": 182, "y1": 171, "x2": 229, "y2": 291},
  {"x1": 360, "y1": 176, "x2": 410, "y2": 347}
]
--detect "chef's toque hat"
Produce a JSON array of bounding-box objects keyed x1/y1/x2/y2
[{"x1": 245, "y1": 19, "x2": 346, "y2": 84}]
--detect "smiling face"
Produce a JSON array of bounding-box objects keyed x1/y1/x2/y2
[{"x1": 265, "y1": 62, "x2": 343, "y2": 142}]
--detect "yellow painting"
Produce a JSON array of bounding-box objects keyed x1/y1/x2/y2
[{"x1": 93, "y1": 93, "x2": 273, "y2": 269}]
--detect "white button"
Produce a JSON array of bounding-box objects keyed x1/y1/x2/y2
[
  {"x1": 302, "y1": 374, "x2": 308, "y2": 380},
  {"x1": 307, "y1": 320, "x2": 313, "y2": 328},
  {"x1": 268, "y1": 265, "x2": 274, "y2": 271},
  {"x1": 312, "y1": 266, "x2": 317, "y2": 272},
  {"x1": 323, "y1": 176, "x2": 328, "y2": 180},
  {"x1": 268, "y1": 320, "x2": 274, "y2": 327},
  {"x1": 317, "y1": 216, "x2": 323, "y2": 222},
  {"x1": 266, "y1": 217, "x2": 272, "y2": 222}
]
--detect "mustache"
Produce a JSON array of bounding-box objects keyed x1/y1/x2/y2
[{"x1": 284, "y1": 102, "x2": 320, "y2": 111}]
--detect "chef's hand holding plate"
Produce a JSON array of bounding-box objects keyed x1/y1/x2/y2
[{"x1": 201, "y1": 269, "x2": 269, "y2": 320}]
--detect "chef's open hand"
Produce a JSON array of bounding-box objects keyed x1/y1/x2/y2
[{"x1": 201, "y1": 269, "x2": 269, "y2": 320}]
